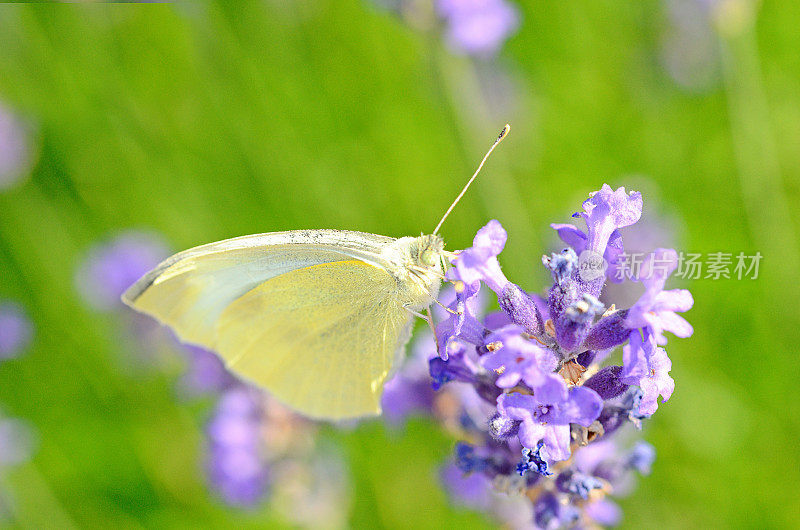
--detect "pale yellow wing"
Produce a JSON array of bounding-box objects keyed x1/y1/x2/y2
[
  {"x1": 214, "y1": 260, "x2": 413, "y2": 420},
  {"x1": 122, "y1": 230, "x2": 395, "y2": 349}
]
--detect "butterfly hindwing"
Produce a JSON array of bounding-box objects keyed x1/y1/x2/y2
[{"x1": 214, "y1": 260, "x2": 413, "y2": 419}]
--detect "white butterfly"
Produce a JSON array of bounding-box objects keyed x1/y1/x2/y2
[{"x1": 123, "y1": 231, "x2": 445, "y2": 420}]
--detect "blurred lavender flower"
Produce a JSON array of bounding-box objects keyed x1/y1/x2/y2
[
  {"x1": 203, "y1": 383, "x2": 353, "y2": 518},
  {"x1": 389, "y1": 184, "x2": 693, "y2": 528},
  {"x1": 270, "y1": 446, "x2": 352, "y2": 528},
  {"x1": 0, "y1": 102, "x2": 34, "y2": 191},
  {"x1": 0, "y1": 303, "x2": 33, "y2": 361},
  {"x1": 75, "y1": 230, "x2": 170, "y2": 311},
  {"x1": 178, "y1": 344, "x2": 235, "y2": 397},
  {"x1": 381, "y1": 357, "x2": 436, "y2": 425},
  {"x1": 436, "y1": 0, "x2": 521, "y2": 58},
  {"x1": 0, "y1": 416, "x2": 36, "y2": 467},
  {"x1": 0, "y1": 414, "x2": 37, "y2": 522},
  {"x1": 372, "y1": 0, "x2": 520, "y2": 59},
  {"x1": 206, "y1": 386, "x2": 269, "y2": 507},
  {"x1": 661, "y1": 0, "x2": 721, "y2": 91}
]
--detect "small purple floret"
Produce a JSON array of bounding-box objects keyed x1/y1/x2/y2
[
  {"x1": 497, "y1": 374, "x2": 602, "y2": 461},
  {"x1": 450, "y1": 220, "x2": 510, "y2": 295},
  {"x1": 0, "y1": 302, "x2": 33, "y2": 361},
  {"x1": 621, "y1": 329, "x2": 674, "y2": 415}
]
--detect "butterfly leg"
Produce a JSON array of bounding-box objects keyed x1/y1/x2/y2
[
  {"x1": 434, "y1": 297, "x2": 461, "y2": 315},
  {"x1": 404, "y1": 305, "x2": 441, "y2": 355}
]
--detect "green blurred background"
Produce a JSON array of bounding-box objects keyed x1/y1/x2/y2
[{"x1": 0, "y1": 1, "x2": 798, "y2": 528}]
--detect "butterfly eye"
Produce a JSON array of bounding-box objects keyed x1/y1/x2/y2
[{"x1": 420, "y1": 248, "x2": 438, "y2": 268}]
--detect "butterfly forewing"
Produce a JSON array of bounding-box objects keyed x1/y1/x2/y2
[{"x1": 122, "y1": 230, "x2": 397, "y2": 349}]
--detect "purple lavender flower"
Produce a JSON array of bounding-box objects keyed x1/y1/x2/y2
[
  {"x1": 480, "y1": 326, "x2": 557, "y2": 389},
  {"x1": 436, "y1": 0, "x2": 520, "y2": 58},
  {"x1": 381, "y1": 335, "x2": 436, "y2": 424},
  {"x1": 435, "y1": 277, "x2": 486, "y2": 360},
  {"x1": 0, "y1": 103, "x2": 34, "y2": 191},
  {"x1": 555, "y1": 185, "x2": 642, "y2": 288},
  {"x1": 75, "y1": 230, "x2": 170, "y2": 311},
  {"x1": 450, "y1": 220, "x2": 547, "y2": 340},
  {"x1": 621, "y1": 329, "x2": 674, "y2": 415},
  {"x1": 450, "y1": 219, "x2": 510, "y2": 295},
  {"x1": 497, "y1": 375, "x2": 602, "y2": 461},
  {"x1": 440, "y1": 462, "x2": 493, "y2": 510},
  {"x1": 412, "y1": 183, "x2": 692, "y2": 527},
  {"x1": 178, "y1": 344, "x2": 235, "y2": 397},
  {"x1": 578, "y1": 184, "x2": 643, "y2": 259},
  {"x1": 625, "y1": 247, "x2": 694, "y2": 345},
  {"x1": 206, "y1": 386, "x2": 269, "y2": 507},
  {"x1": 0, "y1": 303, "x2": 33, "y2": 361}
]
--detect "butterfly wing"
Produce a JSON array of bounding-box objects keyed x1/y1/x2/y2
[
  {"x1": 122, "y1": 230, "x2": 395, "y2": 349},
  {"x1": 214, "y1": 260, "x2": 413, "y2": 420}
]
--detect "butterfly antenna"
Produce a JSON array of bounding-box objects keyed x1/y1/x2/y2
[{"x1": 432, "y1": 124, "x2": 511, "y2": 236}]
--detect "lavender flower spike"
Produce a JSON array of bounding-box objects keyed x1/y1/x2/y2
[
  {"x1": 400, "y1": 183, "x2": 692, "y2": 527},
  {"x1": 625, "y1": 248, "x2": 694, "y2": 345},
  {"x1": 206, "y1": 387, "x2": 269, "y2": 506}
]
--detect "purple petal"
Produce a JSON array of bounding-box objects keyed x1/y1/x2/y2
[
  {"x1": 621, "y1": 330, "x2": 649, "y2": 381},
  {"x1": 652, "y1": 289, "x2": 694, "y2": 313},
  {"x1": 564, "y1": 386, "x2": 604, "y2": 426},
  {"x1": 533, "y1": 373, "x2": 568, "y2": 404},
  {"x1": 551, "y1": 223, "x2": 587, "y2": 253},
  {"x1": 581, "y1": 185, "x2": 643, "y2": 256},
  {"x1": 451, "y1": 220, "x2": 510, "y2": 294},
  {"x1": 656, "y1": 310, "x2": 694, "y2": 339},
  {"x1": 541, "y1": 425, "x2": 572, "y2": 462},
  {"x1": 586, "y1": 499, "x2": 622, "y2": 526}
]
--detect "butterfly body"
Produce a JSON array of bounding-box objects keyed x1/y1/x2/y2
[{"x1": 123, "y1": 230, "x2": 444, "y2": 420}]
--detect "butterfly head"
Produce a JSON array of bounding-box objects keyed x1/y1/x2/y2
[
  {"x1": 417, "y1": 234, "x2": 445, "y2": 269},
  {"x1": 404, "y1": 234, "x2": 446, "y2": 306}
]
